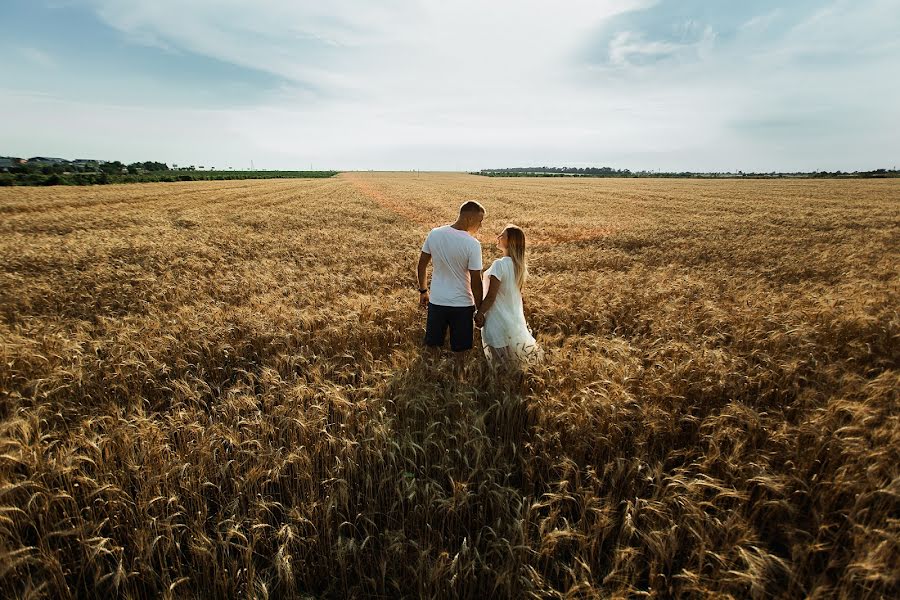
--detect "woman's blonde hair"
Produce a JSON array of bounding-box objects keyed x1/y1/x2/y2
[{"x1": 503, "y1": 224, "x2": 527, "y2": 291}]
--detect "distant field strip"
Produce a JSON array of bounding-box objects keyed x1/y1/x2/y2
[{"x1": 343, "y1": 171, "x2": 622, "y2": 245}]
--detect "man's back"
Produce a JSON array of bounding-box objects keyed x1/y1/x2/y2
[{"x1": 422, "y1": 225, "x2": 482, "y2": 306}]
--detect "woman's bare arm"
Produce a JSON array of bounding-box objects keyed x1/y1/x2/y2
[{"x1": 479, "y1": 275, "x2": 501, "y2": 315}]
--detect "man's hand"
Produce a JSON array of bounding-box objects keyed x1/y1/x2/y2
[
  {"x1": 419, "y1": 290, "x2": 430, "y2": 308},
  {"x1": 474, "y1": 311, "x2": 485, "y2": 328}
]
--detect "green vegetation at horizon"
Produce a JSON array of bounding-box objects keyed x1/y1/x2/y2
[
  {"x1": 0, "y1": 170, "x2": 338, "y2": 186},
  {"x1": 476, "y1": 166, "x2": 900, "y2": 179},
  {"x1": 0, "y1": 157, "x2": 337, "y2": 186}
]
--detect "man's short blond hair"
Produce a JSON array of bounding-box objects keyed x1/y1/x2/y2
[{"x1": 459, "y1": 200, "x2": 485, "y2": 214}]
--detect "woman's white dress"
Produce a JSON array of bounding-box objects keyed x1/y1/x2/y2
[{"x1": 481, "y1": 257, "x2": 541, "y2": 363}]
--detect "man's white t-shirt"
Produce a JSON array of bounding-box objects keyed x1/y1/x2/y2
[{"x1": 422, "y1": 225, "x2": 483, "y2": 307}]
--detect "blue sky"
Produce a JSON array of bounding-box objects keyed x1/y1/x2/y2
[{"x1": 2, "y1": 0, "x2": 898, "y2": 171}]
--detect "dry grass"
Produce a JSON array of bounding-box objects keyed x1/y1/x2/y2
[{"x1": 0, "y1": 173, "x2": 898, "y2": 598}]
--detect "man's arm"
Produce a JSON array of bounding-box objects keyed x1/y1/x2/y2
[
  {"x1": 470, "y1": 269, "x2": 483, "y2": 311},
  {"x1": 417, "y1": 251, "x2": 431, "y2": 307},
  {"x1": 469, "y1": 242, "x2": 483, "y2": 311}
]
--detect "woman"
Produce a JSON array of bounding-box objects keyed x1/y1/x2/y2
[{"x1": 475, "y1": 225, "x2": 542, "y2": 365}]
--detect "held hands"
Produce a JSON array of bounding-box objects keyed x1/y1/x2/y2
[{"x1": 474, "y1": 311, "x2": 486, "y2": 328}]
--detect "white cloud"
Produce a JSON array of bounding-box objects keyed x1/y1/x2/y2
[
  {"x1": 76, "y1": 0, "x2": 674, "y2": 168},
  {"x1": 87, "y1": 1, "x2": 648, "y2": 96},
  {"x1": 17, "y1": 47, "x2": 56, "y2": 68},
  {"x1": 606, "y1": 25, "x2": 715, "y2": 67},
  {"x1": 2, "y1": 0, "x2": 897, "y2": 170}
]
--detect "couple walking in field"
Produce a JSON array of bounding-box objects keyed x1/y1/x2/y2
[{"x1": 416, "y1": 201, "x2": 540, "y2": 373}]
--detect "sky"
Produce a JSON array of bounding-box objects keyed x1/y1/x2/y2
[{"x1": 2, "y1": 0, "x2": 898, "y2": 171}]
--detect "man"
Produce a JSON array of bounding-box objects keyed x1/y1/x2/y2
[{"x1": 417, "y1": 201, "x2": 485, "y2": 374}]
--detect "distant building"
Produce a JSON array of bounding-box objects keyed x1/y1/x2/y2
[
  {"x1": 28, "y1": 157, "x2": 68, "y2": 165},
  {"x1": 71, "y1": 159, "x2": 101, "y2": 171}
]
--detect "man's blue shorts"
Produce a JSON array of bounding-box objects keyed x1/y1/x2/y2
[{"x1": 424, "y1": 303, "x2": 476, "y2": 352}]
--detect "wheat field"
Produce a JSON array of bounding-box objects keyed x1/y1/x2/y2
[{"x1": 1, "y1": 173, "x2": 898, "y2": 599}]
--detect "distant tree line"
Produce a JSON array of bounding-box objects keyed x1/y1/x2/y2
[
  {"x1": 481, "y1": 166, "x2": 635, "y2": 177},
  {"x1": 0, "y1": 156, "x2": 337, "y2": 185},
  {"x1": 475, "y1": 167, "x2": 900, "y2": 179}
]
